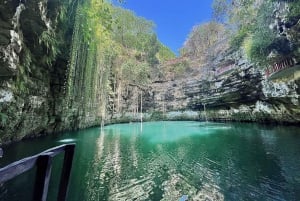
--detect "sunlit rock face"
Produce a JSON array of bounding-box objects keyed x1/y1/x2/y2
[
  {"x1": 187, "y1": 51, "x2": 300, "y2": 123},
  {"x1": 116, "y1": 31, "x2": 299, "y2": 124},
  {"x1": 140, "y1": 48, "x2": 300, "y2": 123}
]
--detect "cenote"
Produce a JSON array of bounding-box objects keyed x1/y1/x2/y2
[{"x1": 0, "y1": 121, "x2": 300, "y2": 201}]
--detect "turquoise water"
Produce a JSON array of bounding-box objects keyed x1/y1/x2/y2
[{"x1": 0, "y1": 121, "x2": 300, "y2": 200}]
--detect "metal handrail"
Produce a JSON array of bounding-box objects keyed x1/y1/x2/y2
[{"x1": 0, "y1": 143, "x2": 75, "y2": 201}]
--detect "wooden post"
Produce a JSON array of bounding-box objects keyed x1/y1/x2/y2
[
  {"x1": 0, "y1": 144, "x2": 75, "y2": 201},
  {"x1": 33, "y1": 153, "x2": 53, "y2": 201},
  {"x1": 57, "y1": 144, "x2": 75, "y2": 201}
]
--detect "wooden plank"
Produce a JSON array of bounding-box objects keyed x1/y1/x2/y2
[
  {"x1": 57, "y1": 144, "x2": 75, "y2": 201},
  {"x1": 42, "y1": 144, "x2": 69, "y2": 157},
  {"x1": 0, "y1": 156, "x2": 38, "y2": 183},
  {"x1": 43, "y1": 143, "x2": 76, "y2": 157},
  {"x1": 33, "y1": 153, "x2": 53, "y2": 201}
]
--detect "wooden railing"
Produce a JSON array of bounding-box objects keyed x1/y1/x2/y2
[
  {"x1": 0, "y1": 144, "x2": 75, "y2": 201},
  {"x1": 265, "y1": 57, "x2": 295, "y2": 78}
]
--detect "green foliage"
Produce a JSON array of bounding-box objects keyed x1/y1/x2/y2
[
  {"x1": 243, "y1": 28, "x2": 276, "y2": 64},
  {"x1": 20, "y1": 46, "x2": 32, "y2": 73},
  {"x1": 242, "y1": 1, "x2": 278, "y2": 65},
  {"x1": 121, "y1": 59, "x2": 150, "y2": 85},
  {"x1": 112, "y1": 7, "x2": 154, "y2": 48},
  {"x1": 172, "y1": 60, "x2": 189, "y2": 75},
  {"x1": 0, "y1": 112, "x2": 8, "y2": 126},
  {"x1": 212, "y1": 0, "x2": 231, "y2": 22},
  {"x1": 230, "y1": 27, "x2": 248, "y2": 50},
  {"x1": 13, "y1": 46, "x2": 33, "y2": 95},
  {"x1": 180, "y1": 22, "x2": 228, "y2": 60},
  {"x1": 110, "y1": 116, "x2": 133, "y2": 124},
  {"x1": 112, "y1": 7, "x2": 160, "y2": 66},
  {"x1": 150, "y1": 111, "x2": 164, "y2": 121},
  {"x1": 212, "y1": 0, "x2": 298, "y2": 66},
  {"x1": 288, "y1": 1, "x2": 300, "y2": 20},
  {"x1": 80, "y1": 0, "x2": 113, "y2": 43},
  {"x1": 157, "y1": 44, "x2": 176, "y2": 62},
  {"x1": 39, "y1": 30, "x2": 60, "y2": 66},
  {"x1": 145, "y1": 34, "x2": 160, "y2": 65}
]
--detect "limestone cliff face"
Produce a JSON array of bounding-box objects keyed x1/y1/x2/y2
[
  {"x1": 185, "y1": 50, "x2": 300, "y2": 123},
  {"x1": 125, "y1": 49, "x2": 299, "y2": 124},
  {"x1": 0, "y1": 0, "x2": 69, "y2": 144},
  {"x1": 114, "y1": 49, "x2": 300, "y2": 124},
  {"x1": 0, "y1": 0, "x2": 85, "y2": 145}
]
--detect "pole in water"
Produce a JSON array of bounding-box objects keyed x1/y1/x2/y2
[
  {"x1": 140, "y1": 91, "x2": 143, "y2": 132},
  {"x1": 0, "y1": 147, "x2": 3, "y2": 158},
  {"x1": 140, "y1": 91, "x2": 143, "y2": 123},
  {"x1": 203, "y1": 103, "x2": 207, "y2": 122},
  {"x1": 101, "y1": 119, "x2": 104, "y2": 131}
]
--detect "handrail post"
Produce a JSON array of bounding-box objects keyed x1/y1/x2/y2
[
  {"x1": 33, "y1": 153, "x2": 53, "y2": 201},
  {"x1": 57, "y1": 144, "x2": 75, "y2": 201},
  {"x1": 0, "y1": 144, "x2": 75, "y2": 201}
]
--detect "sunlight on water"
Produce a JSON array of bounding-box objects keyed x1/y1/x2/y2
[
  {"x1": 104, "y1": 121, "x2": 231, "y2": 143},
  {"x1": 57, "y1": 138, "x2": 76, "y2": 143}
]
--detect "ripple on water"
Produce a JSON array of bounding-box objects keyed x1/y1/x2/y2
[{"x1": 108, "y1": 176, "x2": 155, "y2": 201}]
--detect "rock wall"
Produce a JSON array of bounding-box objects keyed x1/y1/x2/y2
[
  {"x1": 129, "y1": 49, "x2": 300, "y2": 124},
  {"x1": 0, "y1": 0, "x2": 101, "y2": 145},
  {"x1": 114, "y1": 46, "x2": 299, "y2": 124}
]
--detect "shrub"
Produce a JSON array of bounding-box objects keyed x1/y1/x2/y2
[
  {"x1": 243, "y1": 28, "x2": 276, "y2": 65},
  {"x1": 150, "y1": 111, "x2": 164, "y2": 120},
  {"x1": 0, "y1": 112, "x2": 8, "y2": 126},
  {"x1": 230, "y1": 28, "x2": 249, "y2": 50}
]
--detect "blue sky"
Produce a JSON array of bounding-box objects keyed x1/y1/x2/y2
[{"x1": 114, "y1": 0, "x2": 213, "y2": 55}]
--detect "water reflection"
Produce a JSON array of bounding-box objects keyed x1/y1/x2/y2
[
  {"x1": 82, "y1": 122, "x2": 229, "y2": 200},
  {"x1": 87, "y1": 121, "x2": 299, "y2": 201},
  {"x1": 1, "y1": 122, "x2": 300, "y2": 201}
]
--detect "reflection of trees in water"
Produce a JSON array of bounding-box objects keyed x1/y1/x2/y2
[{"x1": 84, "y1": 123, "x2": 300, "y2": 200}]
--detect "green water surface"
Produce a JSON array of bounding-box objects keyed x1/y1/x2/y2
[{"x1": 0, "y1": 121, "x2": 300, "y2": 200}]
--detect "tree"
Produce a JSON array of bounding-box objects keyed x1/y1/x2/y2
[
  {"x1": 112, "y1": 7, "x2": 155, "y2": 50},
  {"x1": 121, "y1": 59, "x2": 150, "y2": 86},
  {"x1": 156, "y1": 44, "x2": 176, "y2": 62},
  {"x1": 111, "y1": 7, "x2": 161, "y2": 66},
  {"x1": 180, "y1": 22, "x2": 228, "y2": 62},
  {"x1": 212, "y1": 0, "x2": 231, "y2": 23},
  {"x1": 211, "y1": 0, "x2": 299, "y2": 66}
]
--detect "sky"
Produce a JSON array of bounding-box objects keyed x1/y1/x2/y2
[{"x1": 115, "y1": 0, "x2": 214, "y2": 55}]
